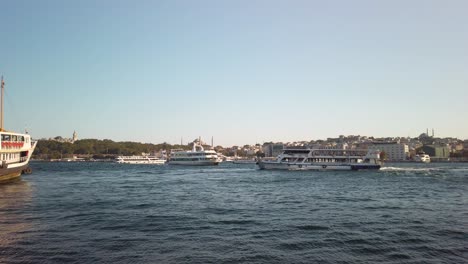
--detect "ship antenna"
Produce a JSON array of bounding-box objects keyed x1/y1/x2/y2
[{"x1": 1, "y1": 76, "x2": 4, "y2": 131}]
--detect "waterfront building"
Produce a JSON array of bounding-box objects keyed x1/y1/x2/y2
[
  {"x1": 49, "y1": 131, "x2": 78, "y2": 144},
  {"x1": 463, "y1": 140, "x2": 468, "y2": 149},
  {"x1": 369, "y1": 142, "x2": 409, "y2": 161},
  {"x1": 451, "y1": 143, "x2": 464, "y2": 153},
  {"x1": 246, "y1": 148, "x2": 257, "y2": 156}
]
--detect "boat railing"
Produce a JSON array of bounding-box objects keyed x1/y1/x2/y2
[
  {"x1": 0, "y1": 141, "x2": 26, "y2": 149},
  {"x1": 309, "y1": 149, "x2": 368, "y2": 155},
  {"x1": 170, "y1": 149, "x2": 185, "y2": 153}
]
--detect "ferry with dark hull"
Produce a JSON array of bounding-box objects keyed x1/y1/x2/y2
[
  {"x1": 0, "y1": 77, "x2": 37, "y2": 183},
  {"x1": 257, "y1": 147, "x2": 381, "y2": 171}
]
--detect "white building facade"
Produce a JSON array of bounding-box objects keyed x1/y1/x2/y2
[{"x1": 369, "y1": 142, "x2": 409, "y2": 161}]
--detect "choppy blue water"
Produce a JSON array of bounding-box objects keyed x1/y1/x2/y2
[{"x1": 1, "y1": 162, "x2": 467, "y2": 263}]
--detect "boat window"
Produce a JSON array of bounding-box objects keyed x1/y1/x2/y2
[
  {"x1": 1, "y1": 134, "x2": 11, "y2": 141},
  {"x1": 284, "y1": 150, "x2": 309, "y2": 155}
]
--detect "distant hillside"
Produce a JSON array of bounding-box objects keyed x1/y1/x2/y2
[{"x1": 33, "y1": 139, "x2": 189, "y2": 160}]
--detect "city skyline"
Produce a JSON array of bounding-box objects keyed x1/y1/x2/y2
[
  {"x1": 1, "y1": 1, "x2": 467, "y2": 146},
  {"x1": 42, "y1": 127, "x2": 465, "y2": 147}
]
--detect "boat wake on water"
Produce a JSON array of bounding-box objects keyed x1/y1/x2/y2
[
  {"x1": 380, "y1": 166, "x2": 468, "y2": 179},
  {"x1": 380, "y1": 167, "x2": 443, "y2": 172}
]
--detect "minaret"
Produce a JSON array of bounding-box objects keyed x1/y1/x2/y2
[
  {"x1": 432, "y1": 128, "x2": 434, "y2": 137},
  {"x1": 72, "y1": 130, "x2": 78, "y2": 143},
  {"x1": 1, "y1": 76, "x2": 4, "y2": 131}
]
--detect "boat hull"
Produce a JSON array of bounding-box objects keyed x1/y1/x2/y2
[
  {"x1": 117, "y1": 160, "x2": 166, "y2": 165},
  {"x1": 168, "y1": 161, "x2": 219, "y2": 166},
  {"x1": 413, "y1": 159, "x2": 430, "y2": 163},
  {"x1": 233, "y1": 160, "x2": 257, "y2": 164},
  {"x1": 116, "y1": 155, "x2": 166, "y2": 164},
  {"x1": 0, "y1": 162, "x2": 31, "y2": 183},
  {"x1": 258, "y1": 161, "x2": 380, "y2": 171}
]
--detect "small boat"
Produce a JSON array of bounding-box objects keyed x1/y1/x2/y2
[
  {"x1": 257, "y1": 147, "x2": 381, "y2": 171},
  {"x1": 0, "y1": 77, "x2": 37, "y2": 183},
  {"x1": 168, "y1": 142, "x2": 219, "y2": 166},
  {"x1": 116, "y1": 156, "x2": 166, "y2": 164},
  {"x1": 413, "y1": 152, "x2": 430, "y2": 163}
]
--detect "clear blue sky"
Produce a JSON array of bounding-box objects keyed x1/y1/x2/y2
[{"x1": 1, "y1": 0, "x2": 467, "y2": 146}]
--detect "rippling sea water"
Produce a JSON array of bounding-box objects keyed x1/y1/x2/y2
[{"x1": 1, "y1": 162, "x2": 467, "y2": 263}]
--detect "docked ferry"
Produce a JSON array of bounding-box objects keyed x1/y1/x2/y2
[
  {"x1": 116, "y1": 155, "x2": 166, "y2": 164},
  {"x1": 168, "y1": 143, "x2": 219, "y2": 166},
  {"x1": 0, "y1": 77, "x2": 37, "y2": 182},
  {"x1": 257, "y1": 148, "x2": 381, "y2": 171}
]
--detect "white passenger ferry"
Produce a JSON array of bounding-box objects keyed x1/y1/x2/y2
[
  {"x1": 116, "y1": 155, "x2": 166, "y2": 165},
  {"x1": 168, "y1": 143, "x2": 219, "y2": 166},
  {"x1": 257, "y1": 148, "x2": 381, "y2": 171},
  {"x1": 0, "y1": 77, "x2": 37, "y2": 182}
]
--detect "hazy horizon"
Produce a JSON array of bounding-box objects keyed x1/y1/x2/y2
[{"x1": 2, "y1": 1, "x2": 467, "y2": 146}]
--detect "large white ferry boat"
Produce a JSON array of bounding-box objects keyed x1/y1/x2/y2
[
  {"x1": 0, "y1": 77, "x2": 37, "y2": 183},
  {"x1": 257, "y1": 148, "x2": 381, "y2": 171},
  {"x1": 168, "y1": 143, "x2": 219, "y2": 166},
  {"x1": 116, "y1": 155, "x2": 166, "y2": 164}
]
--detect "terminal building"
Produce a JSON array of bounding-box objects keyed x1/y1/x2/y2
[{"x1": 419, "y1": 144, "x2": 450, "y2": 161}]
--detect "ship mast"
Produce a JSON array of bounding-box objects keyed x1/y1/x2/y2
[{"x1": 1, "y1": 76, "x2": 4, "y2": 131}]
